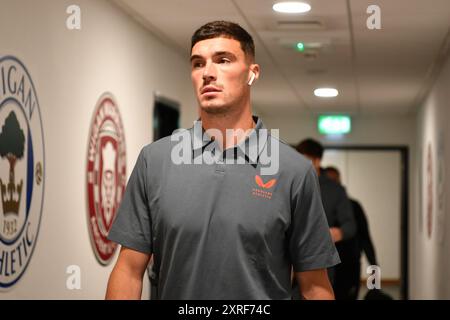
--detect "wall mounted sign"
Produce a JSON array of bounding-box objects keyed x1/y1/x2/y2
[
  {"x1": 0, "y1": 56, "x2": 45, "y2": 289},
  {"x1": 86, "y1": 93, "x2": 126, "y2": 265},
  {"x1": 318, "y1": 115, "x2": 351, "y2": 135}
]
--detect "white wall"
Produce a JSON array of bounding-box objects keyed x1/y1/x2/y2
[
  {"x1": 0, "y1": 0, "x2": 197, "y2": 299},
  {"x1": 412, "y1": 53, "x2": 450, "y2": 299}
]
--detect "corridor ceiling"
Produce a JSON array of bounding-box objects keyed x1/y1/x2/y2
[{"x1": 114, "y1": 0, "x2": 450, "y2": 116}]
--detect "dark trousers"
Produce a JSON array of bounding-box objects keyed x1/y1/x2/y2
[{"x1": 333, "y1": 262, "x2": 361, "y2": 300}]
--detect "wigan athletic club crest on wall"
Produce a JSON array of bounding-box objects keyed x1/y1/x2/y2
[
  {"x1": 86, "y1": 93, "x2": 126, "y2": 265},
  {"x1": 0, "y1": 56, "x2": 45, "y2": 289}
]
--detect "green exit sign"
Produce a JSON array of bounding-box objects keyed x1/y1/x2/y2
[{"x1": 318, "y1": 115, "x2": 351, "y2": 135}]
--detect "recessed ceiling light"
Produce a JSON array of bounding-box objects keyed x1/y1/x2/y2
[
  {"x1": 314, "y1": 88, "x2": 339, "y2": 98},
  {"x1": 273, "y1": 2, "x2": 311, "y2": 14}
]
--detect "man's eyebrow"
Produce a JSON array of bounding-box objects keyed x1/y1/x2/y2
[
  {"x1": 190, "y1": 51, "x2": 236, "y2": 62},
  {"x1": 214, "y1": 51, "x2": 236, "y2": 58},
  {"x1": 190, "y1": 54, "x2": 203, "y2": 62}
]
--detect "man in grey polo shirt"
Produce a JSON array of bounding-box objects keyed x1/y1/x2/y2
[{"x1": 105, "y1": 21, "x2": 340, "y2": 300}]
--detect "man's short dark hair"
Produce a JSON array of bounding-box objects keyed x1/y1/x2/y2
[
  {"x1": 191, "y1": 21, "x2": 255, "y2": 62},
  {"x1": 296, "y1": 138, "x2": 324, "y2": 159}
]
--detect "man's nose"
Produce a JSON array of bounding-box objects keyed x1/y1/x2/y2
[{"x1": 202, "y1": 61, "x2": 217, "y2": 82}]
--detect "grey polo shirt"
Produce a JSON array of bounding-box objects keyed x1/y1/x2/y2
[{"x1": 108, "y1": 116, "x2": 340, "y2": 300}]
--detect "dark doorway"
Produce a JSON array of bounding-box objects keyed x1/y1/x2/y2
[{"x1": 153, "y1": 94, "x2": 180, "y2": 141}]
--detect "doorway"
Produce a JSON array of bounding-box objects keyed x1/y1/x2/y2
[
  {"x1": 153, "y1": 94, "x2": 180, "y2": 141},
  {"x1": 322, "y1": 146, "x2": 409, "y2": 300}
]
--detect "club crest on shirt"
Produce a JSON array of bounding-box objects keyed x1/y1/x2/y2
[
  {"x1": 0, "y1": 56, "x2": 45, "y2": 289},
  {"x1": 86, "y1": 93, "x2": 126, "y2": 265}
]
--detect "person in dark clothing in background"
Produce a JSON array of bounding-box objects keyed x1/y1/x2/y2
[
  {"x1": 325, "y1": 166, "x2": 378, "y2": 300},
  {"x1": 294, "y1": 139, "x2": 356, "y2": 293}
]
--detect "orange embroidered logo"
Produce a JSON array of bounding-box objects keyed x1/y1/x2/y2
[
  {"x1": 253, "y1": 175, "x2": 277, "y2": 200},
  {"x1": 255, "y1": 175, "x2": 277, "y2": 189}
]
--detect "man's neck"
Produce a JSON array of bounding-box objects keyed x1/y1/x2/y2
[{"x1": 200, "y1": 107, "x2": 255, "y2": 150}]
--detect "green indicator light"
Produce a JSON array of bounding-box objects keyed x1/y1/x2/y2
[
  {"x1": 296, "y1": 42, "x2": 305, "y2": 52},
  {"x1": 318, "y1": 115, "x2": 351, "y2": 135}
]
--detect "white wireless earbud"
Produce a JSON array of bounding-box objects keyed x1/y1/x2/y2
[{"x1": 247, "y1": 71, "x2": 256, "y2": 86}]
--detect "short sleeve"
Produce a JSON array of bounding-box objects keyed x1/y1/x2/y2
[
  {"x1": 108, "y1": 148, "x2": 153, "y2": 254},
  {"x1": 289, "y1": 164, "x2": 340, "y2": 272}
]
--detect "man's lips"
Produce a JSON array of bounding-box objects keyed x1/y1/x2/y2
[{"x1": 200, "y1": 86, "x2": 222, "y2": 95}]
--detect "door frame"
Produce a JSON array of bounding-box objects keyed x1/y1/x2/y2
[{"x1": 323, "y1": 145, "x2": 409, "y2": 300}]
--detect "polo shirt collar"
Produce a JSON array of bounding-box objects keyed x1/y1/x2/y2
[{"x1": 190, "y1": 116, "x2": 268, "y2": 164}]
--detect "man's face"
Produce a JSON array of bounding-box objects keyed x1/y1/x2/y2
[
  {"x1": 326, "y1": 170, "x2": 341, "y2": 184},
  {"x1": 190, "y1": 37, "x2": 256, "y2": 114}
]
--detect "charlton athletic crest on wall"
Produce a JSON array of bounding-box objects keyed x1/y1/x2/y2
[
  {"x1": 0, "y1": 56, "x2": 45, "y2": 289},
  {"x1": 87, "y1": 93, "x2": 126, "y2": 265}
]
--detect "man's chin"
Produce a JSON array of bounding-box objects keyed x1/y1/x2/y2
[{"x1": 200, "y1": 103, "x2": 230, "y2": 115}]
